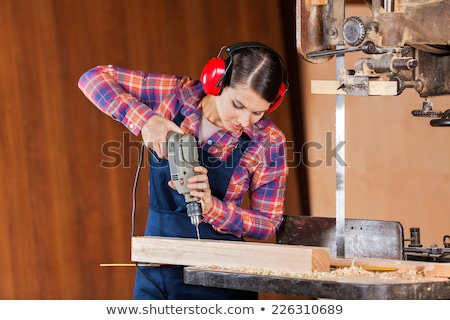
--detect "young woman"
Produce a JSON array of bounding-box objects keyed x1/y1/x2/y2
[{"x1": 78, "y1": 42, "x2": 289, "y2": 299}]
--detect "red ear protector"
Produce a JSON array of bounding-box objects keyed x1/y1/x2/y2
[{"x1": 200, "y1": 42, "x2": 288, "y2": 112}]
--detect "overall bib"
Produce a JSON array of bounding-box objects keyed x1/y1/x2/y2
[{"x1": 133, "y1": 111, "x2": 258, "y2": 300}]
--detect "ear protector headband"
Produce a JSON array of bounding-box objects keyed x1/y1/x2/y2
[{"x1": 200, "y1": 42, "x2": 289, "y2": 112}]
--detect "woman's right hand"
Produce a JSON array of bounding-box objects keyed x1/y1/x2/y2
[{"x1": 141, "y1": 115, "x2": 184, "y2": 159}]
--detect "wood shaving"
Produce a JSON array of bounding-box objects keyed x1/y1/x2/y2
[
  {"x1": 198, "y1": 264, "x2": 442, "y2": 283},
  {"x1": 305, "y1": 265, "x2": 424, "y2": 281}
]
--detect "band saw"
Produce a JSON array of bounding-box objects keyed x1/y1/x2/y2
[{"x1": 295, "y1": 0, "x2": 450, "y2": 261}]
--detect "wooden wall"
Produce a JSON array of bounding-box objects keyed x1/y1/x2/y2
[{"x1": 0, "y1": 0, "x2": 301, "y2": 299}]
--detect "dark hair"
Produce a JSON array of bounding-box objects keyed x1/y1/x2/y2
[{"x1": 225, "y1": 46, "x2": 286, "y2": 103}]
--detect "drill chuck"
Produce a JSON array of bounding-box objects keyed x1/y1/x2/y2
[{"x1": 186, "y1": 202, "x2": 202, "y2": 226}]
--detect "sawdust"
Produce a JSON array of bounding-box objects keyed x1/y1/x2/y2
[
  {"x1": 305, "y1": 265, "x2": 425, "y2": 281},
  {"x1": 200, "y1": 264, "x2": 437, "y2": 283}
]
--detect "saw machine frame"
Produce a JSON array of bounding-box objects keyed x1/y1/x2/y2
[{"x1": 298, "y1": 0, "x2": 450, "y2": 125}]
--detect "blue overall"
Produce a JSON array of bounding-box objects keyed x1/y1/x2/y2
[{"x1": 133, "y1": 111, "x2": 258, "y2": 300}]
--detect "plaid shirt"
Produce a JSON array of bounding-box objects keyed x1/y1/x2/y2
[{"x1": 78, "y1": 65, "x2": 287, "y2": 240}]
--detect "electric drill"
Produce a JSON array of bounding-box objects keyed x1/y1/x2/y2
[{"x1": 167, "y1": 131, "x2": 203, "y2": 227}]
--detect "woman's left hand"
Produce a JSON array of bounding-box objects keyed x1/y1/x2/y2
[{"x1": 168, "y1": 166, "x2": 213, "y2": 214}]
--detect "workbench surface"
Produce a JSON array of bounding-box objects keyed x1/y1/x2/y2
[{"x1": 184, "y1": 267, "x2": 450, "y2": 299}]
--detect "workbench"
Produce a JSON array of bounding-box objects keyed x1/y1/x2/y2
[
  {"x1": 183, "y1": 216, "x2": 450, "y2": 299},
  {"x1": 184, "y1": 267, "x2": 450, "y2": 299},
  {"x1": 131, "y1": 216, "x2": 450, "y2": 299}
]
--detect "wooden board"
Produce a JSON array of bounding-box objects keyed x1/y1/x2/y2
[
  {"x1": 305, "y1": 0, "x2": 328, "y2": 5},
  {"x1": 311, "y1": 80, "x2": 398, "y2": 96},
  {"x1": 131, "y1": 236, "x2": 330, "y2": 275}
]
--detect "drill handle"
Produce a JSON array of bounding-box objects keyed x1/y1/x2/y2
[{"x1": 167, "y1": 131, "x2": 200, "y2": 197}]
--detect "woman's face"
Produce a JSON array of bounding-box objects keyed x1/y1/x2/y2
[{"x1": 215, "y1": 85, "x2": 270, "y2": 133}]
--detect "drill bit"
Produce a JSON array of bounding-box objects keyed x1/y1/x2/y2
[
  {"x1": 195, "y1": 225, "x2": 200, "y2": 240},
  {"x1": 189, "y1": 212, "x2": 201, "y2": 239}
]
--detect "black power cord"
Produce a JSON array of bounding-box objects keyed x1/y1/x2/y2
[
  {"x1": 130, "y1": 141, "x2": 145, "y2": 238},
  {"x1": 131, "y1": 141, "x2": 167, "y2": 300}
]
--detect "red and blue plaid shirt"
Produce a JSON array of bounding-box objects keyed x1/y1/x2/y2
[{"x1": 78, "y1": 65, "x2": 287, "y2": 240}]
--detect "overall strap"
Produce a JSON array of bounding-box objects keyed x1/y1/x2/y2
[
  {"x1": 173, "y1": 111, "x2": 185, "y2": 126},
  {"x1": 200, "y1": 133, "x2": 251, "y2": 200}
]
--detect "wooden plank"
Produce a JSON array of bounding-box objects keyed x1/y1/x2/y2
[
  {"x1": 418, "y1": 262, "x2": 450, "y2": 278},
  {"x1": 330, "y1": 257, "x2": 450, "y2": 278},
  {"x1": 131, "y1": 236, "x2": 330, "y2": 274},
  {"x1": 311, "y1": 80, "x2": 397, "y2": 95},
  {"x1": 306, "y1": 0, "x2": 328, "y2": 6},
  {"x1": 311, "y1": 80, "x2": 346, "y2": 95},
  {"x1": 368, "y1": 80, "x2": 398, "y2": 96}
]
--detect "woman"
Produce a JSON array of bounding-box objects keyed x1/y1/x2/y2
[{"x1": 78, "y1": 42, "x2": 289, "y2": 299}]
